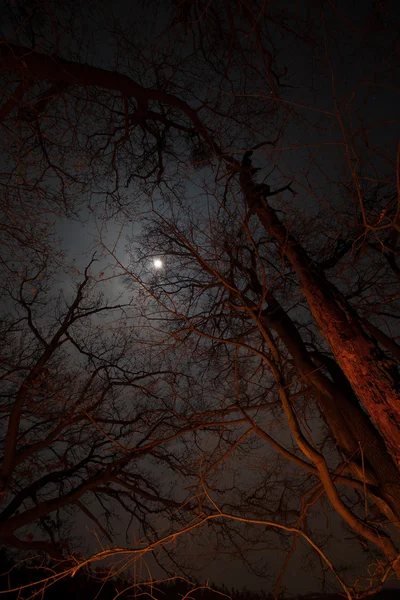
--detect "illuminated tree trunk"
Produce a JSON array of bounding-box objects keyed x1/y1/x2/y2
[
  {"x1": 261, "y1": 295, "x2": 400, "y2": 526},
  {"x1": 249, "y1": 192, "x2": 400, "y2": 467}
]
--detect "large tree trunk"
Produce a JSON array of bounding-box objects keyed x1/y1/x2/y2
[
  {"x1": 227, "y1": 238, "x2": 400, "y2": 526},
  {"x1": 261, "y1": 294, "x2": 400, "y2": 527},
  {"x1": 240, "y1": 177, "x2": 400, "y2": 466}
]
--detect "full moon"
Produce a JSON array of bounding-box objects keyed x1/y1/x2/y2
[{"x1": 153, "y1": 258, "x2": 163, "y2": 269}]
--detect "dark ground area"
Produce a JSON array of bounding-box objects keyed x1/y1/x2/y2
[{"x1": 0, "y1": 550, "x2": 398, "y2": 600}]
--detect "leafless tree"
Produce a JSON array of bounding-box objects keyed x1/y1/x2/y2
[
  {"x1": 0, "y1": 253, "x2": 220, "y2": 560},
  {"x1": 0, "y1": 0, "x2": 400, "y2": 595}
]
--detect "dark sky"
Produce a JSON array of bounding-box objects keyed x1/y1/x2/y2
[{"x1": 1, "y1": 0, "x2": 400, "y2": 596}]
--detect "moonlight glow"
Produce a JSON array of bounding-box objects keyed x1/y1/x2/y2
[{"x1": 153, "y1": 258, "x2": 163, "y2": 269}]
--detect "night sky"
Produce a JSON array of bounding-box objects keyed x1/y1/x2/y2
[{"x1": 1, "y1": 1, "x2": 400, "y2": 598}]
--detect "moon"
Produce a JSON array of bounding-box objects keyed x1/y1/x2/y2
[{"x1": 153, "y1": 258, "x2": 163, "y2": 269}]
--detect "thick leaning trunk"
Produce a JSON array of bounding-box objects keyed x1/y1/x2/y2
[
  {"x1": 246, "y1": 190, "x2": 400, "y2": 466},
  {"x1": 261, "y1": 296, "x2": 400, "y2": 527}
]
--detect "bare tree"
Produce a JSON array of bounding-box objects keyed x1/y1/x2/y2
[
  {"x1": 115, "y1": 173, "x2": 400, "y2": 591},
  {"x1": 0, "y1": 0, "x2": 400, "y2": 594},
  {"x1": 0, "y1": 254, "x2": 214, "y2": 558}
]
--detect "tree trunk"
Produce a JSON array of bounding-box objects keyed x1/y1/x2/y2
[
  {"x1": 261, "y1": 295, "x2": 400, "y2": 528},
  {"x1": 248, "y1": 193, "x2": 400, "y2": 467}
]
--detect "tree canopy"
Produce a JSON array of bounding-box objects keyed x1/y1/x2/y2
[{"x1": 0, "y1": 1, "x2": 400, "y2": 597}]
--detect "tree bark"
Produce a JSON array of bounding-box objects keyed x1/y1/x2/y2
[
  {"x1": 245, "y1": 190, "x2": 400, "y2": 467},
  {"x1": 261, "y1": 296, "x2": 400, "y2": 528}
]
